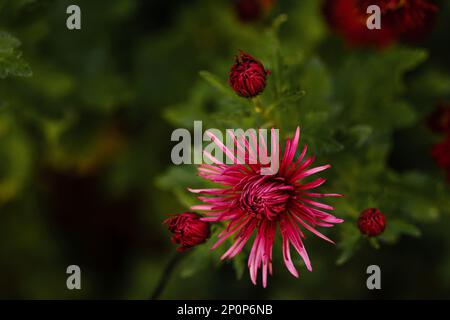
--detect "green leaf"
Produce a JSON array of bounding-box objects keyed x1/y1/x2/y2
[
  {"x1": 345, "y1": 125, "x2": 373, "y2": 148},
  {"x1": 179, "y1": 226, "x2": 221, "y2": 278},
  {"x1": 271, "y1": 14, "x2": 288, "y2": 33},
  {"x1": 232, "y1": 251, "x2": 246, "y2": 280},
  {"x1": 155, "y1": 166, "x2": 205, "y2": 209},
  {"x1": 298, "y1": 58, "x2": 333, "y2": 114},
  {"x1": 199, "y1": 71, "x2": 234, "y2": 97},
  {"x1": 0, "y1": 31, "x2": 32, "y2": 78},
  {"x1": 379, "y1": 219, "x2": 421, "y2": 244},
  {"x1": 388, "y1": 220, "x2": 421, "y2": 238},
  {"x1": 336, "y1": 223, "x2": 361, "y2": 265},
  {"x1": 155, "y1": 166, "x2": 200, "y2": 191},
  {"x1": 369, "y1": 237, "x2": 381, "y2": 250},
  {"x1": 335, "y1": 47, "x2": 427, "y2": 131},
  {"x1": 179, "y1": 244, "x2": 210, "y2": 278},
  {"x1": 304, "y1": 134, "x2": 344, "y2": 156},
  {"x1": 0, "y1": 114, "x2": 32, "y2": 203}
]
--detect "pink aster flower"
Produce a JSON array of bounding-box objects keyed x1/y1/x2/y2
[{"x1": 188, "y1": 127, "x2": 343, "y2": 287}]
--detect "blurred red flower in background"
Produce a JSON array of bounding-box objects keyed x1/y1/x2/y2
[
  {"x1": 428, "y1": 104, "x2": 450, "y2": 182},
  {"x1": 323, "y1": 0, "x2": 438, "y2": 48},
  {"x1": 431, "y1": 135, "x2": 450, "y2": 182},
  {"x1": 234, "y1": 0, "x2": 275, "y2": 23}
]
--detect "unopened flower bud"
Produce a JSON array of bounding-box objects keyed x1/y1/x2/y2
[
  {"x1": 358, "y1": 208, "x2": 386, "y2": 237},
  {"x1": 229, "y1": 51, "x2": 270, "y2": 98},
  {"x1": 164, "y1": 212, "x2": 210, "y2": 252}
]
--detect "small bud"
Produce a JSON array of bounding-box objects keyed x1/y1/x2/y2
[
  {"x1": 358, "y1": 208, "x2": 386, "y2": 237},
  {"x1": 229, "y1": 50, "x2": 270, "y2": 98},
  {"x1": 164, "y1": 212, "x2": 210, "y2": 252}
]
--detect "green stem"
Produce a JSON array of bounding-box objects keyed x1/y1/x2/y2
[
  {"x1": 252, "y1": 96, "x2": 276, "y2": 128},
  {"x1": 252, "y1": 96, "x2": 263, "y2": 114},
  {"x1": 150, "y1": 252, "x2": 186, "y2": 300}
]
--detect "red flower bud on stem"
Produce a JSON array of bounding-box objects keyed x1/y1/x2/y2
[
  {"x1": 164, "y1": 212, "x2": 210, "y2": 252},
  {"x1": 358, "y1": 208, "x2": 386, "y2": 237},
  {"x1": 229, "y1": 50, "x2": 270, "y2": 98}
]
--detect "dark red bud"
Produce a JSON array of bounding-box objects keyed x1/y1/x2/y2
[
  {"x1": 358, "y1": 208, "x2": 386, "y2": 237},
  {"x1": 163, "y1": 212, "x2": 210, "y2": 252},
  {"x1": 229, "y1": 50, "x2": 270, "y2": 98}
]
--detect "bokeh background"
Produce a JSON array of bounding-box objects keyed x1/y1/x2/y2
[{"x1": 1, "y1": 0, "x2": 450, "y2": 299}]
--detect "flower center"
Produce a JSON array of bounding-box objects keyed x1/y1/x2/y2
[{"x1": 238, "y1": 175, "x2": 294, "y2": 221}]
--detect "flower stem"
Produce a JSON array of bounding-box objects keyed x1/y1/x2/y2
[
  {"x1": 252, "y1": 96, "x2": 276, "y2": 128},
  {"x1": 252, "y1": 96, "x2": 263, "y2": 113},
  {"x1": 150, "y1": 252, "x2": 186, "y2": 300}
]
